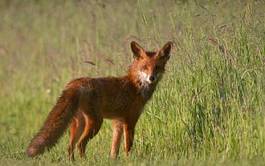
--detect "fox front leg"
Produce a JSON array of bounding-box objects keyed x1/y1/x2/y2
[
  {"x1": 110, "y1": 120, "x2": 123, "y2": 159},
  {"x1": 123, "y1": 123, "x2": 136, "y2": 157}
]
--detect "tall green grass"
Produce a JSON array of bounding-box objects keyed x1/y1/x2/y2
[{"x1": 0, "y1": 0, "x2": 265, "y2": 165}]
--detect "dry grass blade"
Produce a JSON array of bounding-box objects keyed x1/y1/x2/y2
[
  {"x1": 208, "y1": 37, "x2": 235, "y2": 65},
  {"x1": 84, "y1": 60, "x2": 96, "y2": 66}
]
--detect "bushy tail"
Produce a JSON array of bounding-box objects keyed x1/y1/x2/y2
[{"x1": 26, "y1": 88, "x2": 80, "y2": 157}]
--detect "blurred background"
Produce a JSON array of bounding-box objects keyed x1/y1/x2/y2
[{"x1": 0, "y1": 0, "x2": 265, "y2": 165}]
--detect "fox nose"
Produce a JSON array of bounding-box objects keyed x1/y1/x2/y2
[{"x1": 149, "y1": 75, "x2": 155, "y2": 82}]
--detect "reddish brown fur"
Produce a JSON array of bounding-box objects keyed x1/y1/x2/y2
[{"x1": 26, "y1": 41, "x2": 173, "y2": 159}]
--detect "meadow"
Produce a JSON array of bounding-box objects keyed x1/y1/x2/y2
[{"x1": 0, "y1": 0, "x2": 265, "y2": 165}]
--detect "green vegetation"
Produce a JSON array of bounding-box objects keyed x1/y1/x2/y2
[{"x1": 0, "y1": 0, "x2": 265, "y2": 165}]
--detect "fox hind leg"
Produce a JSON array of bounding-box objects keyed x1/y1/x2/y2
[
  {"x1": 68, "y1": 113, "x2": 85, "y2": 161},
  {"x1": 73, "y1": 89, "x2": 103, "y2": 158},
  {"x1": 68, "y1": 117, "x2": 78, "y2": 161},
  {"x1": 76, "y1": 112, "x2": 103, "y2": 158}
]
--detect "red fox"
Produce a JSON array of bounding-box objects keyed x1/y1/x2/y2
[{"x1": 26, "y1": 41, "x2": 173, "y2": 160}]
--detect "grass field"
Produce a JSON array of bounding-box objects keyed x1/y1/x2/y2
[{"x1": 1, "y1": 0, "x2": 265, "y2": 165}]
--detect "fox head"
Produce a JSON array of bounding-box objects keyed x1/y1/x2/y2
[{"x1": 128, "y1": 41, "x2": 173, "y2": 90}]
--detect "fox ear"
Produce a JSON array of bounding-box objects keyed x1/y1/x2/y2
[
  {"x1": 158, "y1": 41, "x2": 173, "y2": 60},
  {"x1": 131, "y1": 41, "x2": 145, "y2": 58}
]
